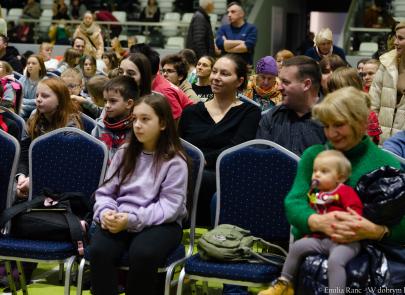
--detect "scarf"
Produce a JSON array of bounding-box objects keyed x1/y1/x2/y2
[
  {"x1": 79, "y1": 22, "x2": 98, "y2": 36},
  {"x1": 103, "y1": 113, "x2": 133, "y2": 131},
  {"x1": 315, "y1": 45, "x2": 333, "y2": 59},
  {"x1": 245, "y1": 75, "x2": 282, "y2": 104}
]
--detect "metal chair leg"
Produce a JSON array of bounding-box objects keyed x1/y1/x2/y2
[
  {"x1": 5, "y1": 261, "x2": 17, "y2": 295},
  {"x1": 16, "y1": 261, "x2": 28, "y2": 295}
]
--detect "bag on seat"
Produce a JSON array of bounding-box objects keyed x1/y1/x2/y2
[
  {"x1": 197, "y1": 224, "x2": 287, "y2": 266},
  {"x1": 0, "y1": 188, "x2": 93, "y2": 255}
]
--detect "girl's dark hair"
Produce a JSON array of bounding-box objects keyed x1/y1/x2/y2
[
  {"x1": 123, "y1": 52, "x2": 152, "y2": 96},
  {"x1": 102, "y1": 50, "x2": 119, "y2": 71},
  {"x1": 160, "y1": 54, "x2": 188, "y2": 84},
  {"x1": 80, "y1": 54, "x2": 97, "y2": 76},
  {"x1": 220, "y1": 54, "x2": 248, "y2": 90},
  {"x1": 63, "y1": 48, "x2": 82, "y2": 68},
  {"x1": 103, "y1": 75, "x2": 140, "y2": 102},
  {"x1": 103, "y1": 92, "x2": 190, "y2": 196}
]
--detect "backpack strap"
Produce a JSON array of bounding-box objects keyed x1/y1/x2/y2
[
  {"x1": 0, "y1": 196, "x2": 46, "y2": 228},
  {"x1": 63, "y1": 212, "x2": 86, "y2": 255},
  {"x1": 242, "y1": 237, "x2": 288, "y2": 266}
]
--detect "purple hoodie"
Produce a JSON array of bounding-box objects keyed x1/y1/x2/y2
[{"x1": 93, "y1": 147, "x2": 188, "y2": 232}]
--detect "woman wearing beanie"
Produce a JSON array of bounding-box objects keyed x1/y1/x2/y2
[{"x1": 244, "y1": 56, "x2": 282, "y2": 111}]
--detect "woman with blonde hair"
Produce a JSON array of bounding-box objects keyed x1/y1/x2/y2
[
  {"x1": 305, "y1": 27, "x2": 346, "y2": 62},
  {"x1": 0, "y1": 5, "x2": 7, "y2": 36},
  {"x1": 259, "y1": 86, "x2": 401, "y2": 294},
  {"x1": 369, "y1": 21, "x2": 405, "y2": 143},
  {"x1": 73, "y1": 11, "x2": 104, "y2": 59},
  {"x1": 327, "y1": 67, "x2": 382, "y2": 144}
]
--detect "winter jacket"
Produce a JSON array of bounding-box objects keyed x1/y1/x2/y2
[
  {"x1": 369, "y1": 49, "x2": 405, "y2": 143},
  {"x1": 186, "y1": 7, "x2": 215, "y2": 59}
]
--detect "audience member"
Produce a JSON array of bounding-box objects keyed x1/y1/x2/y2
[
  {"x1": 56, "y1": 48, "x2": 81, "y2": 74},
  {"x1": 179, "y1": 48, "x2": 198, "y2": 84},
  {"x1": 362, "y1": 58, "x2": 380, "y2": 93},
  {"x1": 356, "y1": 58, "x2": 369, "y2": 77},
  {"x1": 161, "y1": 54, "x2": 199, "y2": 102},
  {"x1": 284, "y1": 86, "x2": 401, "y2": 293},
  {"x1": 111, "y1": 37, "x2": 129, "y2": 61},
  {"x1": 90, "y1": 92, "x2": 187, "y2": 295},
  {"x1": 131, "y1": 44, "x2": 193, "y2": 120},
  {"x1": 192, "y1": 55, "x2": 215, "y2": 102},
  {"x1": 275, "y1": 49, "x2": 294, "y2": 71},
  {"x1": 179, "y1": 54, "x2": 261, "y2": 226},
  {"x1": 72, "y1": 36, "x2": 86, "y2": 56},
  {"x1": 119, "y1": 53, "x2": 152, "y2": 97},
  {"x1": 86, "y1": 75, "x2": 108, "y2": 113},
  {"x1": 0, "y1": 5, "x2": 7, "y2": 36},
  {"x1": 92, "y1": 76, "x2": 139, "y2": 165},
  {"x1": 259, "y1": 149, "x2": 363, "y2": 295},
  {"x1": 38, "y1": 42, "x2": 59, "y2": 71},
  {"x1": 101, "y1": 51, "x2": 119, "y2": 76},
  {"x1": 327, "y1": 67, "x2": 382, "y2": 145},
  {"x1": 186, "y1": 0, "x2": 215, "y2": 60},
  {"x1": 52, "y1": 0, "x2": 70, "y2": 20},
  {"x1": 0, "y1": 86, "x2": 20, "y2": 139},
  {"x1": 69, "y1": 0, "x2": 87, "y2": 20},
  {"x1": 244, "y1": 56, "x2": 282, "y2": 111},
  {"x1": 369, "y1": 22, "x2": 405, "y2": 143},
  {"x1": 256, "y1": 56, "x2": 326, "y2": 155},
  {"x1": 383, "y1": 131, "x2": 405, "y2": 158},
  {"x1": 296, "y1": 31, "x2": 315, "y2": 55},
  {"x1": 79, "y1": 54, "x2": 101, "y2": 92},
  {"x1": 139, "y1": 0, "x2": 161, "y2": 22},
  {"x1": 73, "y1": 11, "x2": 104, "y2": 59},
  {"x1": 319, "y1": 54, "x2": 347, "y2": 95},
  {"x1": 19, "y1": 54, "x2": 46, "y2": 120},
  {"x1": 22, "y1": 0, "x2": 42, "y2": 19},
  {"x1": 0, "y1": 61, "x2": 22, "y2": 112},
  {"x1": 48, "y1": 20, "x2": 71, "y2": 45},
  {"x1": 0, "y1": 35, "x2": 23, "y2": 73},
  {"x1": 16, "y1": 78, "x2": 83, "y2": 199},
  {"x1": 215, "y1": 2, "x2": 257, "y2": 65},
  {"x1": 305, "y1": 28, "x2": 346, "y2": 62}
]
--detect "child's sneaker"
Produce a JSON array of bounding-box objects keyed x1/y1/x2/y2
[{"x1": 258, "y1": 279, "x2": 294, "y2": 295}]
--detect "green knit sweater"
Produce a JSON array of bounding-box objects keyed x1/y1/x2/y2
[{"x1": 285, "y1": 136, "x2": 403, "y2": 243}]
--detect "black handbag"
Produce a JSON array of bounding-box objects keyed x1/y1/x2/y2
[
  {"x1": 0, "y1": 188, "x2": 93, "y2": 255},
  {"x1": 355, "y1": 166, "x2": 405, "y2": 226}
]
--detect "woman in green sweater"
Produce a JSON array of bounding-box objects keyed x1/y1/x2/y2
[{"x1": 268, "y1": 87, "x2": 402, "y2": 294}]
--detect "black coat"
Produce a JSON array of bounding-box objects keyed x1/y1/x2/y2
[{"x1": 186, "y1": 7, "x2": 215, "y2": 59}]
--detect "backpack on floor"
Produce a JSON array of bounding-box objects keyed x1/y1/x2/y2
[{"x1": 197, "y1": 224, "x2": 287, "y2": 266}]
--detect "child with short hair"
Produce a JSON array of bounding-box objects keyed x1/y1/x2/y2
[
  {"x1": 91, "y1": 75, "x2": 139, "y2": 164},
  {"x1": 90, "y1": 92, "x2": 188, "y2": 295},
  {"x1": 259, "y1": 150, "x2": 363, "y2": 295}
]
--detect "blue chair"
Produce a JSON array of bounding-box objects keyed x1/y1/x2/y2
[
  {"x1": 176, "y1": 139, "x2": 300, "y2": 294},
  {"x1": 76, "y1": 139, "x2": 205, "y2": 295},
  {"x1": 0, "y1": 127, "x2": 108, "y2": 295},
  {"x1": 79, "y1": 112, "x2": 97, "y2": 135},
  {"x1": 0, "y1": 106, "x2": 27, "y2": 140},
  {"x1": 238, "y1": 93, "x2": 261, "y2": 107}
]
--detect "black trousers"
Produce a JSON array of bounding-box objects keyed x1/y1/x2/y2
[{"x1": 89, "y1": 223, "x2": 182, "y2": 295}]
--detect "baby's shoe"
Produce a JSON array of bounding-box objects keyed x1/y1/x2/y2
[{"x1": 258, "y1": 278, "x2": 294, "y2": 295}]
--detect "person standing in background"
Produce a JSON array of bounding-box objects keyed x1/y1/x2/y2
[
  {"x1": 186, "y1": 0, "x2": 215, "y2": 60},
  {"x1": 215, "y1": 2, "x2": 257, "y2": 66}
]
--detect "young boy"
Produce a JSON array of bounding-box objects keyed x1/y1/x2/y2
[
  {"x1": 259, "y1": 150, "x2": 363, "y2": 295},
  {"x1": 91, "y1": 75, "x2": 139, "y2": 165}
]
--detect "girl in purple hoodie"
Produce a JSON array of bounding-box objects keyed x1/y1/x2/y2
[{"x1": 90, "y1": 92, "x2": 189, "y2": 295}]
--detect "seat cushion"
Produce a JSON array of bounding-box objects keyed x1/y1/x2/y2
[
  {"x1": 184, "y1": 254, "x2": 281, "y2": 283},
  {"x1": 0, "y1": 236, "x2": 77, "y2": 260}
]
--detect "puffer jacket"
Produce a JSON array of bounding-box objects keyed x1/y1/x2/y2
[{"x1": 369, "y1": 49, "x2": 405, "y2": 143}]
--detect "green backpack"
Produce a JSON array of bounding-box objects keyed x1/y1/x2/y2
[{"x1": 197, "y1": 224, "x2": 287, "y2": 266}]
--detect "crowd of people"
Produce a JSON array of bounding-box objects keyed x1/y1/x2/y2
[{"x1": 0, "y1": 0, "x2": 404, "y2": 294}]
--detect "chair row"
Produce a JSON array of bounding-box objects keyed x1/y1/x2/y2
[{"x1": 0, "y1": 127, "x2": 205, "y2": 295}]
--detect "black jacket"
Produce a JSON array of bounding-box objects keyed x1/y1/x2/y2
[
  {"x1": 0, "y1": 47, "x2": 23, "y2": 74},
  {"x1": 186, "y1": 7, "x2": 215, "y2": 59}
]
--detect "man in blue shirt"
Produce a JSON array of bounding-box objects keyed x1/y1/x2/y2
[{"x1": 215, "y1": 2, "x2": 257, "y2": 65}]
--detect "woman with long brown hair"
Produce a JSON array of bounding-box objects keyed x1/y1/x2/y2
[{"x1": 16, "y1": 78, "x2": 83, "y2": 199}]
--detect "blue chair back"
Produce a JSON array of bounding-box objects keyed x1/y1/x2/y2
[
  {"x1": 181, "y1": 139, "x2": 204, "y2": 251},
  {"x1": 80, "y1": 112, "x2": 97, "y2": 135},
  {"x1": 238, "y1": 93, "x2": 261, "y2": 107},
  {"x1": 0, "y1": 106, "x2": 26, "y2": 140},
  {"x1": 0, "y1": 129, "x2": 20, "y2": 213},
  {"x1": 29, "y1": 127, "x2": 108, "y2": 199},
  {"x1": 215, "y1": 139, "x2": 300, "y2": 242}
]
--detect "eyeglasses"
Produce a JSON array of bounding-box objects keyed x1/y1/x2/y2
[{"x1": 161, "y1": 68, "x2": 177, "y2": 74}]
